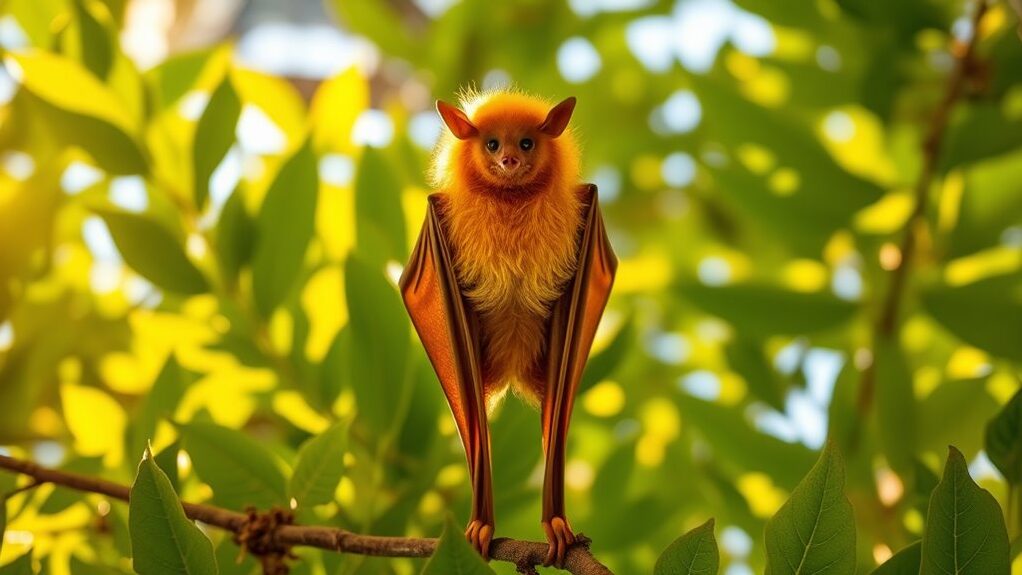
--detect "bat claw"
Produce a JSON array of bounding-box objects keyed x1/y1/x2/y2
[
  {"x1": 541, "y1": 516, "x2": 575, "y2": 568},
  {"x1": 465, "y1": 519, "x2": 494, "y2": 560}
]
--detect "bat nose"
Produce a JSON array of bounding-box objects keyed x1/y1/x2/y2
[{"x1": 501, "y1": 156, "x2": 520, "y2": 169}]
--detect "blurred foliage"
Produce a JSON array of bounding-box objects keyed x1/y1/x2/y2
[{"x1": 0, "y1": 0, "x2": 1021, "y2": 574}]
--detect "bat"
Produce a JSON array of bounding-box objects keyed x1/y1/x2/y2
[{"x1": 400, "y1": 90, "x2": 616, "y2": 567}]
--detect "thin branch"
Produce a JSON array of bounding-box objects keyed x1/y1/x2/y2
[
  {"x1": 855, "y1": 0, "x2": 989, "y2": 415},
  {"x1": 0, "y1": 454, "x2": 613, "y2": 575}
]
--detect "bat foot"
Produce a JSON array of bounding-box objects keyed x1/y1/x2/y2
[
  {"x1": 541, "y1": 516, "x2": 576, "y2": 568},
  {"x1": 465, "y1": 518, "x2": 494, "y2": 560}
]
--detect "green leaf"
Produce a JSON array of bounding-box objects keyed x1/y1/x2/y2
[
  {"x1": 654, "y1": 518, "x2": 718, "y2": 575},
  {"x1": 986, "y1": 386, "x2": 1022, "y2": 484},
  {"x1": 129, "y1": 450, "x2": 218, "y2": 575},
  {"x1": 146, "y1": 47, "x2": 218, "y2": 111},
  {"x1": 192, "y1": 75, "x2": 241, "y2": 208},
  {"x1": 591, "y1": 441, "x2": 635, "y2": 511},
  {"x1": 0, "y1": 157, "x2": 62, "y2": 283},
  {"x1": 131, "y1": 355, "x2": 188, "y2": 461},
  {"x1": 420, "y1": 515, "x2": 496, "y2": 575},
  {"x1": 588, "y1": 496, "x2": 676, "y2": 551},
  {"x1": 951, "y1": 150, "x2": 1022, "y2": 257},
  {"x1": 182, "y1": 422, "x2": 288, "y2": 511},
  {"x1": 354, "y1": 147, "x2": 407, "y2": 265},
  {"x1": 725, "y1": 337, "x2": 786, "y2": 411},
  {"x1": 920, "y1": 446, "x2": 1010, "y2": 575},
  {"x1": 289, "y1": 421, "x2": 348, "y2": 508},
  {"x1": 874, "y1": 339, "x2": 916, "y2": 476},
  {"x1": 69, "y1": 0, "x2": 114, "y2": 80},
  {"x1": 919, "y1": 378, "x2": 998, "y2": 457},
  {"x1": 869, "y1": 541, "x2": 920, "y2": 575},
  {"x1": 942, "y1": 103, "x2": 1022, "y2": 172},
  {"x1": 252, "y1": 140, "x2": 318, "y2": 316},
  {"x1": 10, "y1": 91, "x2": 146, "y2": 174},
  {"x1": 691, "y1": 75, "x2": 883, "y2": 255},
  {"x1": 921, "y1": 273, "x2": 1022, "y2": 361},
  {"x1": 678, "y1": 395, "x2": 817, "y2": 489},
  {"x1": 214, "y1": 187, "x2": 254, "y2": 291},
  {"x1": 0, "y1": 551, "x2": 33, "y2": 575},
  {"x1": 315, "y1": 327, "x2": 350, "y2": 410},
  {"x1": 95, "y1": 208, "x2": 209, "y2": 295},
  {"x1": 764, "y1": 442, "x2": 856, "y2": 575},
  {"x1": 678, "y1": 283, "x2": 857, "y2": 338},
  {"x1": 579, "y1": 316, "x2": 633, "y2": 393},
  {"x1": 345, "y1": 255, "x2": 411, "y2": 436}
]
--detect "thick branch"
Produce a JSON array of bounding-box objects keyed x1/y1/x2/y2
[
  {"x1": 0, "y1": 454, "x2": 613, "y2": 575},
  {"x1": 856, "y1": 0, "x2": 988, "y2": 414}
]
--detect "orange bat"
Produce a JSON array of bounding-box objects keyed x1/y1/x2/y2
[{"x1": 399, "y1": 90, "x2": 616, "y2": 566}]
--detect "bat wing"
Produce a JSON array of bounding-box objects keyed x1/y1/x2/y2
[
  {"x1": 542, "y1": 184, "x2": 617, "y2": 519},
  {"x1": 399, "y1": 194, "x2": 488, "y2": 456}
]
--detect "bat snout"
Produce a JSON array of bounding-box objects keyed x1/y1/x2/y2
[{"x1": 499, "y1": 155, "x2": 521, "y2": 171}]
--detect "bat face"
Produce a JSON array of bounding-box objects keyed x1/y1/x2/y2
[{"x1": 436, "y1": 95, "x2": 577, "y2": 194}]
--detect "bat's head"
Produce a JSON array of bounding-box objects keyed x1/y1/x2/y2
[{"x1": 435, "y1": 95, "x2": 577, "y2": 194}]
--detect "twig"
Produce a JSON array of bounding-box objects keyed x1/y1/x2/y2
[
  {"x1": 0, "y1": 454, "x2": 613, "y2": 575},
  {"x1": 855, "y1": 0, "x2": 989, "y2": 415}
]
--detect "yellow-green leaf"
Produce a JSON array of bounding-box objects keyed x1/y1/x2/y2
[
  {"x1": 309, "y1": 67, "x2": 368, "y2": 154},
  {"x1": 9, "y1": 51, "x2": 136, "y2": 136},
  {"x1": 252, "y1": 140, "x2": 318, "y2": 317},
  {"x1": 345, "y1": 255, "x2": 411, "y2": 436},
  {"x1": 182, "y1": 422, "x2": 288, "y2": 511},
  {"x1": 678, "y1": 283, "x2": 856, "y2": 338},
  {"x1": 289, "y1": 421, "x2": 348, "y2": 508},
  {"x1": 354, "y1": 147, "x2": 406, "y2": 265},
  {"x1": 192, "y1": 74, "x2": 240, "y2": 208},
  {"x1": 61, "y1": 383, "x2": 126, "y2": 467}
]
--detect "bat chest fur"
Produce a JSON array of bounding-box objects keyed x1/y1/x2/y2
[{"x1": 444, "y1": 190, "x2": 583, "y2": 404}]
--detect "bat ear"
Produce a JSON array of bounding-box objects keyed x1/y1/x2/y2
[
  {"x1": 539, "y1": 96, "x2": 576, "y2": 137},
  {"x1": 436, "y1": 100, "x2": 478, "y2": 140}
]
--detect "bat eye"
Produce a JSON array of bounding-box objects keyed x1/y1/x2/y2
[
  {"x1": 519, "y1": 138, "x2": 534, "y2": 151},
  {"x1": 486, "y1": 139, "x2": 499, "y2": 152}
]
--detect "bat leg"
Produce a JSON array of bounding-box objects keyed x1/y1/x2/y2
[
  {"x1": 399, "y1": 195, "x2": 497, "y2": 560},
  {"x1": 541, "y1": 515, "x2": 575, "y2": 567},
  {"x1": 463, "y1": 410, "x2": 495, "y2": 560},
  {"x1": 538, "y1": 185, "x2": 617, "y2": 568},
  {"x1": 540, "y1": 388, "x2": 576, "y2": 568}
]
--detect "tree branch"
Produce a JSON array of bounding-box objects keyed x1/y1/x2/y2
[
  {"x1": 0, "y1": 454, "x2": 613, "y2": 575},
  {"x1": 855, "y1": 0, "x2": 989, "y2": 416}
]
